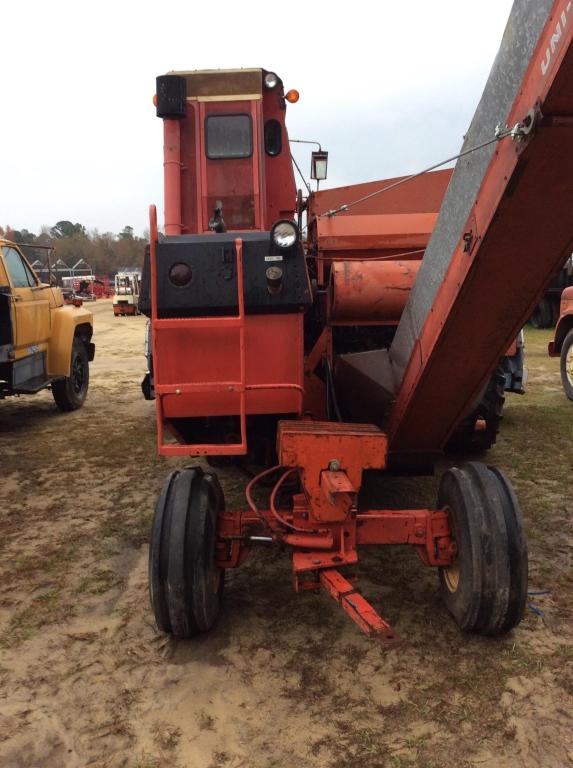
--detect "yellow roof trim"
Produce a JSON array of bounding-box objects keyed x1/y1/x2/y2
[
  {"x1": 189, "y1": 94, "x2": 262, "y2": 103},
  {"x1": 170, "y1": 68, "x2": 263, "y2": 76}
]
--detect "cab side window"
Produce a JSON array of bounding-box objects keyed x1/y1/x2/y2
[
  {"x1": 264, "y1": 120, "x2": 282, "y2": 156},
  {"x1": 2, "y1": 247, "x2": 37, "y2": 288}
]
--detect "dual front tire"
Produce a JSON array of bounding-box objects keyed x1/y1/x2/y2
[
  {"x1": 438, "y1": 462, "x2": 528, "y2": 635},
  {"x1": 149, "y1": 466, "x2": 224, "y2": 637}
]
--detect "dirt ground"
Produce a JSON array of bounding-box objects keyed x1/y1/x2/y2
[{"x1": 0, "y1": 298, "x2": 572, "y2": 768}]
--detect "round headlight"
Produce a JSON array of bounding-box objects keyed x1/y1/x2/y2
[
  {"x1": 168, "y1": 262, "x2": 193, "y2": 287},
  {"x1": 271, "y1": 220, "x2": 298, "y2": 250},
  {"x1": 264, "y1": 72, "x2": 279, "y2": 90}
]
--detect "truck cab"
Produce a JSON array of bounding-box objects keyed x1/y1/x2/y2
[{"x1": 0, "y1": 239, "x2": 95, "y2": 410}]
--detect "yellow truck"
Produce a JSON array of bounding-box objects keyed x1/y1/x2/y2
[{"x1": 0, "y1": 239, "x2": 94, "y2": 410}]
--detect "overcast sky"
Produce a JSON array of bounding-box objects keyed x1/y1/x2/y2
[{"x1": 1, "y1": 0, "x2": 514, "y2": 237}]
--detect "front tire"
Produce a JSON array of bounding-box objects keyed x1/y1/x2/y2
[
  {"x1": 52, "y1": 338, "x2": 89, "y2": 411},
  {"x1": 438, "y1": 462, "x2": 528, "y2": 635},
  {"x1": 560, "y1": 329, "x2": 573, "y2": 401},
  {"x1": 149, "y1": 466, "x2": 224, "y2": 637}
]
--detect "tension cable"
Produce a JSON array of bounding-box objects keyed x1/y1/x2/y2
[{"x1": 320, "y1": 117, "x2": 534, "y2": 219}]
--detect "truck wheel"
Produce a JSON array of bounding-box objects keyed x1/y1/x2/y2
[
  {"x1": 52, "y1": 338, "x2": 89, "y2": 411},
  {"x1": 560, "y1": 329, "x2": 573, "y2": 401},
  {"x1": 149, "y1": 466, "x2": 224, "y2": 637},
  {"x1": 438, "y1": 462, "x2": 527, "y2": 635}
]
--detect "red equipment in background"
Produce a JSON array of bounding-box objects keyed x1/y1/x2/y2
[
  {"x1": 93, "y1": 276, "x2": 112, "y2": 298},
  {"x1": 143, "y1": 1, "x2": 573, "y2": 643},
  {"x1": 63, "y1": 275, "x2": 112, "y2": 301}
]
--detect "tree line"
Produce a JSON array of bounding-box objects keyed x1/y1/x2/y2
[{"x1": 1, "y1": 221, "x2": 147, "y2": 277}]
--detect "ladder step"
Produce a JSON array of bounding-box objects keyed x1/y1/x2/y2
[
  {"x1": 160, "y1": 442, "x2": 247, "y2": 457},
  {"x1": 156, "y1": 382, "x2": 243, "y2": 395},
  {"x1": 154, "y1": 316, "x2": 243, "y2": 330}
]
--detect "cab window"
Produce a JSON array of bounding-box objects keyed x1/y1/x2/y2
[
  {"x1": 206, "y1": 114, "x2": 252, "y2": 159},
  {"x1": 2, "y1": 247, "x2": 37, "y2": 288},
  {"x1": 264, "y1": 119, "x2": 282, "y2": 156}
]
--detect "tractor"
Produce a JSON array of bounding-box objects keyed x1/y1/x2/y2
[{"x1": 141, "y1": 0, "x2": 573, "y2": 642}]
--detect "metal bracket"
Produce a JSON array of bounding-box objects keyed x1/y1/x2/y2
[{"x1": 320, "y1": 569, "x2": 400, "y2": 645}]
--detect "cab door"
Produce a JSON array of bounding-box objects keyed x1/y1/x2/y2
[
  {"x1": 199, "y1": 100, "x2": 265, "y2": 232},
  {"x1": 1, "y1": 246, "x2": 50, "y2": 358}
]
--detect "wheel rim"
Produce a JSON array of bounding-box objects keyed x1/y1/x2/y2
[
  {"x1": 443, "y1": 560, "x2": 460, "y2": 593},
  {"x1": 71, "y1": 354, "x2": 86, "y2": 394},
  {"x1": 442, "y1": 504, "x2": 460, "y2": 593},
  {"x1": 204, "y1": 499, "x2": 222, "y2": 603},
  {"x1": 567, "y1": 344, "x2": 573, "y2": 387}
]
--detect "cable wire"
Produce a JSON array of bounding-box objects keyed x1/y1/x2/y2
[
  {"x1": 309, "y1": 247, "x2": 426, "y2": 263},
  {"x1": 269, "y1": 468, "x2": 308, "y2": 532},
  {"x1": 245, "y1": 465, "x2": 281, "y2": 531},
  {"x1": 320, "y1": 126, "x2": 519, "y2": 220}
]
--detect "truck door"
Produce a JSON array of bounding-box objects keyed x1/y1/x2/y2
[{"x1": 1, "y1": 246, "x2": 50, "y2": 357}]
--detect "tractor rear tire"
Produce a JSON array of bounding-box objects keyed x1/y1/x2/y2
[
  {"x1": 149, "y1": 466, "x2": 224, "y2": 637},
  {"x1": 529, "y1": 298, "x2": 553, "y2": 329},
  {"x1": 560, "y1": 328, "x2": 573, "y2": 401},
  {"x1": 52, "y1": 338, "x2": 89, "y2": 411},
  {"x1": 445, "y1": 366, "x2": 505, "y2": 454},
  {"x1": 438, "y1": 462, "x2": 528, "y2": 635}
]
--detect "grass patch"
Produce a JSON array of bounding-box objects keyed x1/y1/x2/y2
[
  {"x1": 75, "y1": 567, "x2": 124, "y2": 595},
  {"x1": 8, "y1": 533, "x2": 87, "y2": 584},
  {"x1": 131, "y1": 755, "x2": 161, "y2": 768},
  {"x1": 311, "y1": 720, "x2": 390, "y2": 767},
  {"x1": 0, "y1": 587, "x2": 71, "y2": 646}
]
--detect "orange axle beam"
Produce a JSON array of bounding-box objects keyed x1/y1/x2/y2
[{"x1": 214, "y1": 480, "x2": 454, "y2": 643}]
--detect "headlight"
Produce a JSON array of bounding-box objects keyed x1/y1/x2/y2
[
  {"x1": 271, "y1": 220, "x2": 298, "y2": 250},
  {"x1": 264, "y1": 72, "x2": 279, "y2": 90}
]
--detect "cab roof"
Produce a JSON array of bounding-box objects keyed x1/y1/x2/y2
[{"x1": 167, "y1": 68, "x2": 281, "y2": 100}]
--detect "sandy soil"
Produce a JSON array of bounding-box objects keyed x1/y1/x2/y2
[{"x1": 0, "y1": 299, "x2": 572, "y2": 768}]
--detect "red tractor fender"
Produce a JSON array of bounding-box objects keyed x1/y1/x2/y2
[{"x1": 548, "y1": 286, "x2": 573, "y2": 356}]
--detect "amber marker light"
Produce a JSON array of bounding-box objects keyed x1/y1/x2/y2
[
  {"x1": 153, "y1": 93, "x2": 158, "y2": 107},
  {"x1": 285, "y1": 89, "x2": 299, "y2": 103}
]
